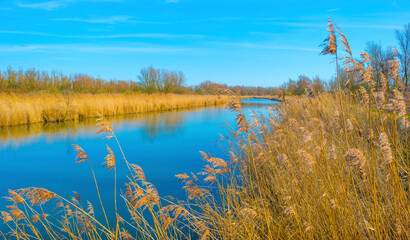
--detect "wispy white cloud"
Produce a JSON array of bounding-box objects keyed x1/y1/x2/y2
[
  {"x1": 52, "y1": 16, "x2": 243, "y2": 25},
  {"x1": 270, "y1": 22, "x2": 325, "y2": 27},
  {"x1": 16, "y1": 0, "x2": 121, "y2": 10},
  {"x1": 54, "y1": 15, "x2": 135, "y2": 24},
  {"x1": 327, "y1": 8, "x2": 341, "y2": 12},
  {"x1": 88, "y1": 33, "x2": 205, "y2": 39},
  {"x1": 261, "y1": 17, "x2": 285, "y2": 21},
  {"x1": 343, "y1": 24, "x2": 401, "y2": 30},
  {"x1": 212, "y1": 41, "x2": 320, "y2": 52},
  {"x1": 265, "y1": 21, "x2": 401, "y2": 30},
  {"x1": 171, "y1": 17, "x2": 241, "y2": 24},
  {"x1": 248, "y1": 32, "x2": 280, "y2": 37},
  {"x1": 16, "y1": 1, "x2": 71, "y2": 10},
  {"x1": 236, "y1": 43, "x2": 319, "y2": 52},
  {"x1": 0, "y1": 30, "x2": 50, "y2": 36},
  {"x1": 0, "y1": 30, "x2": 205, "y2": 39},
  {"x1": 53, "y1": 16, "x2": 242, "y2": 25},
  {"x1": 0, "y1": 44, "x2": 191, "y2": 53}
]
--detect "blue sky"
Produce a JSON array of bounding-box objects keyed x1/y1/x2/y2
[{"x1": 0, "y1": 0, "x2": 409, "y2": 87}]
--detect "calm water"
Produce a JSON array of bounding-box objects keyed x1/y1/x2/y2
[{"x1": 0, "y1": 98, "x2": 278, "y2": 233}]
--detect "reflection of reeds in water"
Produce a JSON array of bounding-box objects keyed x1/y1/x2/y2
[
  {"x1": 141, "y1": 111, "x2": 186, "y2": 141},
  {"x1": 138, "y1": 106, "x2": 224, "y2": 140},
  {"x1": 0, "y1": 93, "x2": 229, "y2": 127},
  {"x1": 0, "y1": 121, "x2": 90, "y2": 149},
  {"x1": 0, "y1": 108, "x2": 200, "y2": 149}
]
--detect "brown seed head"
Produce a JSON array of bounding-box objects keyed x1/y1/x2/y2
[
  {"x1": 378, "y1": 132, "x2": 393, "y2": 166},
  {"x1": 320, "y1": 17, "x2": 337, "y2": 55},
  {"x1": 344, "y1": 149, "x2": 367, "y2": 177},
  {"x1": 103, "y1": 145, "x2": 115, "y2": 170},
  {"x1": 96, "y1": 113, "x2": 114, "y2": 135},
  {"x1": 72, "y1": 144, "x2": 89, "y2": 164}
]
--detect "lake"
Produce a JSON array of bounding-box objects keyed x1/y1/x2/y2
[{"x1": 0, "y1": 98, "x2": 279, "y2": 234}]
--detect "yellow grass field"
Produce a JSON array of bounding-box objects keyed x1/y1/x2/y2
[{"x1": 0, "y1": 93, "x2": 229, "y2": 127}]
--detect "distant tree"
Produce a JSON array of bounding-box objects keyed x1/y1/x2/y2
[
  {"x1": 295, "y1": 75, "x2": 311, "y2": 95},
  {"x1": 396, "y1": 23, "x2": 410, "y2": 86},
  {"x1": 138, "y1": 66, "x2": 158, "y2": 94},
  {"x1": 281, "y1": 79, "x2": 296, "y2": 95},
  {"x1": 312, "y1": 76, "x2": 326, "y2": 93},
  {"x1": 365, "y1": 41, "x2": 395, "y2": 90},
  {"x1": 159, "y1": 70, "x2": 185, "y2": 93}
]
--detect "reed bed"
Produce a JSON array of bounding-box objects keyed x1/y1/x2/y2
[
  {"x1": 0, "y1": 93, "x2": 229, "y2": 127},
  {"x1": 190, "y1": 91, "x2": 409, "y2": 239}
]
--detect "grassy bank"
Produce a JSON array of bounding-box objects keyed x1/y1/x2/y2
[{"x1": 0, "y1": 93, "x2": 229, "y2": 127}]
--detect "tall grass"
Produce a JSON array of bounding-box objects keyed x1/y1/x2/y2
[
  {"x1": 190, "y1": 91, "x2": 409, "y2": 239},
  {"x1": 0, "y1": 93, "x2": 229, "y2": 127}
]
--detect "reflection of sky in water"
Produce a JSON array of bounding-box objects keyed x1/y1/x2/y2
[{"x1": 0, "y1": 99, "x2": 279, "y2": 233}]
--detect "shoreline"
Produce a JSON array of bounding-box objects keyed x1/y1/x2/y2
[
  {"x1": 0, "y1": 93, "x2": 281, "y2": 128},
  {"x1": 0, "y1": 93, "x2": 230, "y2": 127}
]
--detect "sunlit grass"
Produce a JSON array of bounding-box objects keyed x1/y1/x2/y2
[{"x1": 0, "y1": 93, "x2": 229, "y2": 127}]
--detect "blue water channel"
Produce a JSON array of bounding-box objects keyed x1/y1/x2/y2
[{"x1": 0, "y1": 98, "x2": 278, "y2": 235}]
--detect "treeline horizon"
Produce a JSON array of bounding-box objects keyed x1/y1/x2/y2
[{"x1": 0, "y1": 66, "x2": 281, "y2": 96}]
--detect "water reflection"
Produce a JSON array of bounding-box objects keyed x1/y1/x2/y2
[
  {"x1": 0, "y1": 106, "x2": 230, "y2": 149},
  {"x1": 0, "y1": 101, "x2": 279, "y2": 149},
  {"x1": 241, "y1": 98, "x2": 280, "y2": 105},
  {"x1": 139, "y1": 111, "x2": 185, "y2": 141}
]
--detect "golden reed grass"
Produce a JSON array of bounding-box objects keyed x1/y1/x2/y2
[{"x1": 0, "y1": 93, "x2": 229, "y2": 127}]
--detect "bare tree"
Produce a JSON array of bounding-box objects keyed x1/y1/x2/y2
[
  {"x1": 365, "y1": 41, "x2": 395, "y2": 90},
  {"x1": 312, "y1": 76, "x2": 326, "y2": 93},
  {"x1": 138, "y1": 66, "x2": 158, "y2": 93},
  {"x1": 396, "y1": 23, "x2": 410, "y2": 86}
]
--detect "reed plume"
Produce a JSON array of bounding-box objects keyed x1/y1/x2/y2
[
  {"x1": 378, "y1": 132, "x2": 393, "y2": 166},
  {"x1": 344, "y1": 148, "x2": 367, "y2": 177},
  {"x1": 103, "y1": 145, "x2": 116, "y2": 170},
  {"x1": 335, "y1": 23, "x2": 352, "y2": 56},
  {"x1": 320, "y1": 18, "x2": 337, "y2": 55}
]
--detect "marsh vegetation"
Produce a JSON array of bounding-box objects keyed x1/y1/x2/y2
[{"x1": 0, "y1": 93, "x2": 229, "y2": 127}]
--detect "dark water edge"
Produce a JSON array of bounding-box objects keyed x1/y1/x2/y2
[{"x1": 0, "y1": 99, "x2": 279, "y2": 236}]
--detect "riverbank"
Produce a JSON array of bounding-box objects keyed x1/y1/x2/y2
[
  {"x1": 194, "y1": 92, "x2": 410, "y2": 239},
  {"x1": 0, "y1": 93, "x2": 230, "y2": 127}
]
